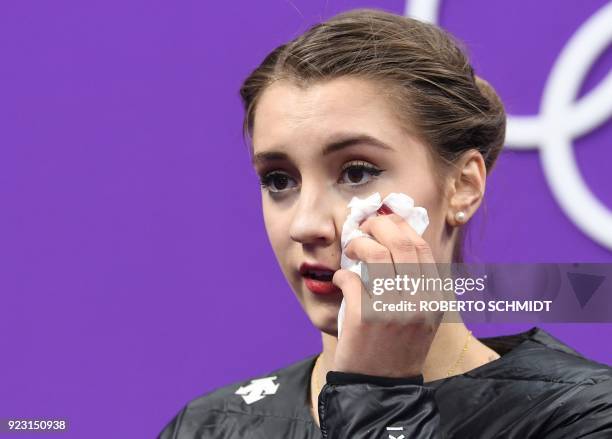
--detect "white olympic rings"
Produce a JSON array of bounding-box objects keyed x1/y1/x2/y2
[{"x1": 406, "y1": 0, "x2": 612, "y2": 250}]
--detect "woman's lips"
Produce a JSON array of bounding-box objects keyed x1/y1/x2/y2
[
  {"x1": 299, "y1": 262, "x2": 341, "y2": 295},
  {"x1": 303, "y1": 277, "x2": 342, "y2": 295}
]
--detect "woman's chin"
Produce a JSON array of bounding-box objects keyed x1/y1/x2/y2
[
  {"x1": 304, "y1": 301, "x2": 342, "y2": 336},
  {"x1": 291, "y1": 279, "x2": 343, "y2": 335}
]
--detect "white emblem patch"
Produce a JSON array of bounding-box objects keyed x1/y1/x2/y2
[
  {"x1": 235, "y1": 376, "x2": 280, "y2": 404},
  {"x1": 386, "y1": 426, "x2": 405, "y2": 439}
]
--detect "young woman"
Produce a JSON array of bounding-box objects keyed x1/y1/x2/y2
[{"x1": 159, "y1": 8, "x2": 612, "y2": 438}]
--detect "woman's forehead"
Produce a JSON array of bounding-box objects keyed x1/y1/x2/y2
[{"x1": 252, "y1": 77, "x2": 409, "y2": 155}]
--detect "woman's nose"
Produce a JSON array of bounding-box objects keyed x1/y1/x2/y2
[{"x1": 289, "y1": 189, "x2": 337, "y2": 245}]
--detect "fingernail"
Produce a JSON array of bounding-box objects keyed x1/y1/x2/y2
[{"x1": 377, "y1": 204, "x2": 393, "y2": 215}]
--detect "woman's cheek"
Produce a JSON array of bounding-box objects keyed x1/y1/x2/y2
[{"x1": 266, "y1": 215, "x2": 292, "y2": 262}]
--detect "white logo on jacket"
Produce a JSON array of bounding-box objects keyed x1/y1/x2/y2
[
  {"x1": 235, "y1": 376, "x2": 279, "y2": 404},
  {"x1": 387, "y1": 426, "x2": 405, "y2": 439}
]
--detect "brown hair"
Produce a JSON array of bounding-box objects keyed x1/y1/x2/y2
[{"x1": 239, "y1": 8, "x2": 506, "y2": 262}]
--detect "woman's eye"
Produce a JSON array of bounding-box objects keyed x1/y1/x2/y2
[
  {"x1": 260, "y1": 171, "x2": 297, "y2": 193},
  {"x1": 340, "y1": 162, "x2": 384, "y2": 186}
]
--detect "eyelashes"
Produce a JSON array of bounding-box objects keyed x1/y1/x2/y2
[
  {"x1": 259, "y1": 171, "x2": 297, "y2": 193},
  {"x1": 259, "y1": 161, "x2": 384, "y2": 194},
  {"x1": 339, "y1": 161, "x2": 383, "y2": 185}
]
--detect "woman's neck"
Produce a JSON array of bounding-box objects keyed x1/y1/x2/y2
[
  {"x1": 309, "y1": 322, "x2": 500, "y2": 427},
  {"x1": 314, "y1": 322, "x2": 500, "y2": 394}
]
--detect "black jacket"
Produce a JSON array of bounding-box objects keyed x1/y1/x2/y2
[{"x1": 158, "y1": 327, "x2": 612, "y2": 438}]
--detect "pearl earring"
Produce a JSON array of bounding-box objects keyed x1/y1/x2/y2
[{"x1": 455, "y1": 211, "x2": 466, "y2": 223}]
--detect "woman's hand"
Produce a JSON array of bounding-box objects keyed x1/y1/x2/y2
[{"x1": 332, "y1": 212, "x2": 444, "y2": 378}]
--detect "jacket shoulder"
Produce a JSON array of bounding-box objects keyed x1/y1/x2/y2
[
  {"x1": 157, "y1": 354, "x2": 317, "y2": 439},
  {"x1": 184, "y1": 354, "x2": 315, "y2": 410},
  {"x1": 477, "y1": 327, "x2": 612, "y2": 385}
]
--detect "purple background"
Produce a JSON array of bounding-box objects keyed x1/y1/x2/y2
[{"x1": 1, "y1": 0, "x2": 611, "y2": 437}]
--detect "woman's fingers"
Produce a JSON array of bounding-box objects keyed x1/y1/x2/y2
[
  {"x1": 359, "y1": 213, "x2": 430, "y2": 264},
  {"x1": 358, "y1": 213, "x2": 423, "y2": 284},
  {"x1": 333, "y1": 209, "x2": 444, "y2": 377},
  {"x1": 341, "y1": 236, "x2": 397, "y2": 319},
  {"x1": 331, "y1": 269, "x2": 362, "y2": 317},
  {"x1": 359, "y1": 212, "x2": 444, "y2": 319},
  {"x1": 343, "y1": 235, "x2": 397, "y2": 278}
]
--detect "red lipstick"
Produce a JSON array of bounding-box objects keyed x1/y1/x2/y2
[{"x1": 299, "y1": 262, "x2": 341, "y2": 295}]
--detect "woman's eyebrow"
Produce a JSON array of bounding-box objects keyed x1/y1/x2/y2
[{"x1": 251, "y1": 133, "x2": 394, "y2": 166}]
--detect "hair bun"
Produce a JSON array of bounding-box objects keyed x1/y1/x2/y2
[
  {"x1": 475, "y1": 76, "x2": 503, "y2": 114},
  {"x1": 473, "y1": 75, "x2": 506, "y2": 172}
]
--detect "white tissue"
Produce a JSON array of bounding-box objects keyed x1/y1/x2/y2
[{"x1": 337, "y1": 192, "x2": 430, "y2": 339}]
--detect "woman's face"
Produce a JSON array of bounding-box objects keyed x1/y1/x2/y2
[{"x1": 251, "y1": 77, "x2": 454, "y2": 335}]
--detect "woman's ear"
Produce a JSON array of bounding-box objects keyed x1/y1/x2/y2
[{"x1": 445, "y1": 149, "x2": 487, "y2": 227}]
